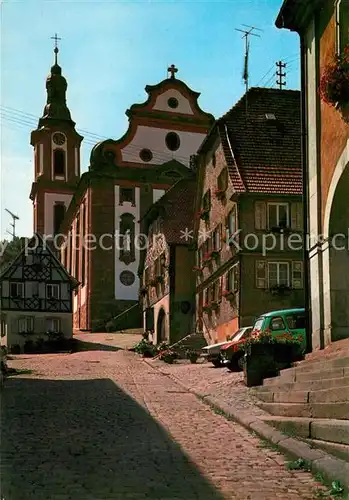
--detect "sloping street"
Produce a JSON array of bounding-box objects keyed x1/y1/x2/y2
[{"x1": 1, "y1": 335, "x2": 323, "y2": 500}]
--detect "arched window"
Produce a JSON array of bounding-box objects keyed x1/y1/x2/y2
[
  {"x1": 54, "y1": 149, "x2": 65, "y2": 177},
  {"x1": 53, "y1": 203, "x2": 66, "y2": 235}
]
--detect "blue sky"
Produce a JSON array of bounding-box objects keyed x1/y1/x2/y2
[{"x1": 1, "y1": 0, "x2": 299, "y2": 240}]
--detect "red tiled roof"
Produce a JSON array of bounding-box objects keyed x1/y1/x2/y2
[{"x1": 219, "y1": 87, "x2": 302, "y2": 195}]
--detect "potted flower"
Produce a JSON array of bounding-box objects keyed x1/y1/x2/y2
[
  {"x1": 202, "y1": 303, "x2": 211, "y2": 313},
  {"x1": 186, "y1": 349, "x2": 199, "y2": 364},
  {"x1": 158, "y1": 349, "x2": 177, "y2": 364},
  {"x1": 319, "y1": 45, "x2": 349, "y2": 123}
]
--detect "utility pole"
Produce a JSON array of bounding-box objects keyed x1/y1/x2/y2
[
  {"x1": 5, "y1": 209, "x2": 19, "y2": 240},
  {"x1": 276, "y1": 60, "x2": 287, "y2": 89},
  {"x1": 235, "y1": 24, "x2": 262, "y2": 117}
]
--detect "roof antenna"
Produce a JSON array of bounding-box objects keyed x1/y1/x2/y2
[
  {"x1": 5, "y1": 208, "x2": 19, "y2": 240},
  {"x1": 235, "y1": 24, "x2": 262, "y2": 117}
]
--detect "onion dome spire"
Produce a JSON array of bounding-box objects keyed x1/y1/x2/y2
[{"x1": 38, "y1": 34, "x2": 75, "y2": 127}]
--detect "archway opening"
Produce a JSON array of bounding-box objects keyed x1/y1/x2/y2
[
  {"x1": 156, "y1": 308, "x2": 167, "y2": 343},
  {"x1": 328, "y1": 162, "x2": 349, "y2": 342}
]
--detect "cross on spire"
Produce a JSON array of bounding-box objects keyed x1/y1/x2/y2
[
  {"x1": 167, "y1": 64, "x2": 178, "y2": 79},
  {"x1": 51, "y1": 33, "x2": 61, "y2": 64}
]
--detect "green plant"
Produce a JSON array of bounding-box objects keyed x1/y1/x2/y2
[
  {"x1": 134, "y1": 339, "x2": 157, "y2": 357},
  {"x1": 238, "y1": 329, "x2": 303, "y2": 356},
  {"x1": 287, "y1": 458, "x2": 311, "y2": 471},
  {"x1": 158, "y1": 349, "x2": 177, "y2": 364},
  {"x1": 157, "y1": 341, "x2": 170, "y2": 353}
]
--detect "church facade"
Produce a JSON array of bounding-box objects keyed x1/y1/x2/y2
[{"x1": 30, "y1": 50, "x2": 214, "y2": 331}]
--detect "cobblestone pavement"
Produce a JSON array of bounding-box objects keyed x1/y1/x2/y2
[{"x1": 1, "y1": 337, "x2": 326, "y2": 500}]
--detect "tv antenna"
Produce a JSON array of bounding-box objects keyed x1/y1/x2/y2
[
  {"x1": 5, "y1": 208, "x2": 19, "y2": 240},
  {"x1": 235, "y1": 24, "x2": 263, "y2": 116}
]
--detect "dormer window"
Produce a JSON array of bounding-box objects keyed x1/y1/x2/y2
[{"x1": 53, "y1": 149, "x2": 65, "y2": 178}]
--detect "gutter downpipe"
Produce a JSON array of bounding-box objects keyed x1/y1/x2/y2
[{"x1": 300, "y1": 35, "x2": 312, "y2": 353}]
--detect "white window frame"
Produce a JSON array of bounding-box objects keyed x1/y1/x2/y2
[
  {"x1": 268, "y1": 262, "x2": 290, "y2": 288},
  {"x1": 226, "y1": 264, "x2": 239, "y2": 293},
  {"x1": 46, "y1": 283, "x2": 60, "y2": 300},
  {"x1": 10, "y1": 282, "x2": 24, "y2": 298},
  {"x1": 228, "y1": 206, "x2": 237, "y2": 237},
  {"x1": 18, "y1": 316, "x2": 34, "y2": 333},
  {"x1": 267, "y1": 203, "x2": 290, "y2": 229},
  {"x1": 46, "y1": 318, "x2": 61, "y2": 333},
  {"x1": 213, "y1": 226, "x2": 221, "y2": 251}
]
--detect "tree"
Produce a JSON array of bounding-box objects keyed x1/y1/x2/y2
[{"x1": 0, "y1": 237, "x2": 26, "y2": 272}]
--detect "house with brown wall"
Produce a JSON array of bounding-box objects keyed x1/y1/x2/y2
[
  {"x1": 193, "y1": 88, "x2": 305, "y2": 344},
  {"x1": 138, "y1": 178, "x2": 196, "y2": 345},
  {"x1": 276, "y1": 0, "x2": 349, "y2": 350}
]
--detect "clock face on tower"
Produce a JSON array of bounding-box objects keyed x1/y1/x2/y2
[{"x1": 52, "y1": 132, "x2": 66, "y2": 146}]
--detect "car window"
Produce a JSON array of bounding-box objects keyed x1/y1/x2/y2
[
  {"x1": 270, "y1": 316, "x2": 285, "y2": 331},
  {"x1": 253, "y1": 318, "x2": 264, "y2": 331},
  {"x1": 286, "y1": 313, "x2": 306, "y2": 330}
]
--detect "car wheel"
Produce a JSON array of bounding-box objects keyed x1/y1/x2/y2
[
  {"x1": 226, "y1": 361, "x2": 239, "y2": 372},
  {"x1": 212, "y1": 358, "x2": 222, "y2": 368},
  {"x1": 237, "y1": 354, "x2": 245, "y2": 371}
]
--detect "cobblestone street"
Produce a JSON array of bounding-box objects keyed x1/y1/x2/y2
[{"x1": 1, "y1": 335, "x2": 325, "y2": 500}]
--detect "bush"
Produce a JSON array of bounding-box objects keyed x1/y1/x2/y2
[
  {"x1": 157, "y1": 341, "x2": 170, "y2": 353},
  {"x1": 158, "y1": 349, "x2": 177, "y2": 364},
  {"x1": 134, "y1": 339, "x2": 157, "y2": 358}
]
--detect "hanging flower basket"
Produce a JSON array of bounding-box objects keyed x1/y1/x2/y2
[
  {"x1": 319, "y1": 46, "x2": 349, "y2": 123},
  {"x1": 202, "y1": 303, "x2": 211, "y2": 313}
]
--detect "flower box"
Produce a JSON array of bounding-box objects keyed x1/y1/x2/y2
[
  {"x1": 319, "y1": 46, "x2": 349, "y2": 123},
  {"x1": 269, "y1": 284, "x2": 291, "y2": 296}
]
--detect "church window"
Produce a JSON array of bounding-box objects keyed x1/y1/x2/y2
[
  {"x1": 119, "y1": 213, "x2": 136, "y2": 265},
  {"x1": 167, "y1": 97, "x2": 179, "y2": 109},
  {"x1": 120, "y1": 187, "x2": 135, "y2": 205},
  {"x1": 53, "y1": 203, "x2": 66, "y2": 236},
  {"x1": 53, "y1": 149, "x2": 65, "y2": 177},
  {"x1": 139, "y1": 149, "x2": 153, "y2": 162},
  {"x1": 165, "y1": 132, "x2": 180, "y2": 151}
]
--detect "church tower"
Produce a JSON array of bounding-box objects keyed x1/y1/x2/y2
[{"x1": 30, "y1": 36, "x2": 83, "y2": 239}]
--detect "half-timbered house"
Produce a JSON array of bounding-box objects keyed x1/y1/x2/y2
[{"x1": 0, "y1": 233, "x2": 78, "y2": 352}]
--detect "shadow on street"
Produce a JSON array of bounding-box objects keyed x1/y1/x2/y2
[{"x1": 1, "y1": 377, "x2": 225, "y2": 500}]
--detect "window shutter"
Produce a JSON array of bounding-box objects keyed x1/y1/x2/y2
[
  {"x1": 255, "y1": 201, "x2": 266, "y2": 230},
  {"x1": 340, "y1": 0, "x2": 349, "y2": 51},
  {"x1": 292, "y1": 261, "x2": 304, "y2": 289},
  {"x1": 291, "y1": 203, "x2": 303, "y2": 231},
  {"x1": 233, "y1": 264, "x2": 239, "y2": 292},
  {"x1": 256, "y1": 260, "x2": 267, "y2": 288}
]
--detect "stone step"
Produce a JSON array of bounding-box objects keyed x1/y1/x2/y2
[
  {"x1": 258, "y1": 401, "x2": 349, "y2": 419},
  {"x1": 305, "y1": 439, "x2": 349, "y2": 462},
  {"x1": 255, "y1": 385, "x2": 349, "y2": 404},
  {"x1": 264, "y1": 366, "x2": 349, "y2": 385},
  {"x1": 255, "y1": 375, "x2": 349, "y2": 393},
  {"x1": 292, "y1": 355, "x2": 349, "y2": 374},
  {"x1": 261, "y1": 417, "x2": 349, "y2": 445}
]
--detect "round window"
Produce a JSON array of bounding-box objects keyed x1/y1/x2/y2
[
  {"x1": 167, "y1": 97, "x2": 179, "y2": 109},
  {"x1": 119, "y1": 271, "x2": 135, "y2": 286},
  {"x1": 139, "y1": 149, "x2": 153, "y2": 162},
  {"x1": 165, "y1": 132, "x2": 180, "y2": 151}
]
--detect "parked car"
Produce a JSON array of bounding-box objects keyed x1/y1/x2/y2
[
  {"x1": 202, "y1": 336, "x2": 235, "y2": 367},
  {"x1": 220, "y1": 326, "x2": 253, "y2": 371},
  {"x1": 250, "y1": 308, "x2": 307, "y2": 351}
]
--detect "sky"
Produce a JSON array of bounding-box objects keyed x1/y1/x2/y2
[{"x1": 0, "y1": 0, "x2": 300, "y2": 240}]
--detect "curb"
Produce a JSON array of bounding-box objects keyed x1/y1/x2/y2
[{"x1": 143, "y1": 358, "x2": 349, "y2": 496}]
